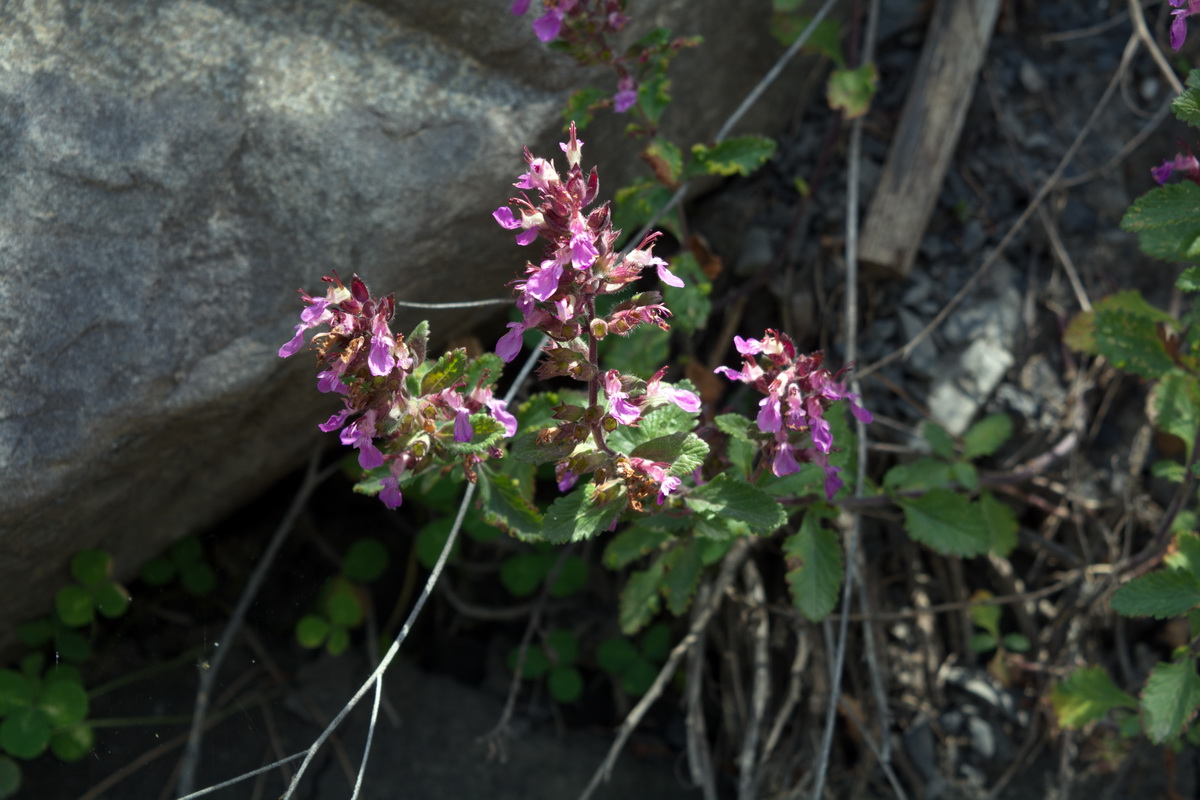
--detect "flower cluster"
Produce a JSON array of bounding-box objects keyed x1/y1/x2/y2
[
  {"x1": 715, "y1": 330, "x2": 872, "y2": 499},
  {"x1": 494, "y1": 123, "x2": 699, "y2": 508},
  {"x1": 1170, "y1": 0, "x2": 1200, "y2": 50},
  {"x1": 279, "y1": 273, "x2": 516, "y2": 509}
]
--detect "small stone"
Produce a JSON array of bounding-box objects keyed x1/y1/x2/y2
[
  {"x1": 1019, "y1": 59, "x2": 1046, "y2": 93},
  {"x1": 966, "y1": 715, "x2": 995, "y2": 759}
]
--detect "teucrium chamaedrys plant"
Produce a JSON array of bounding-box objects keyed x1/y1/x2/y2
[{"x1": 1054, "y1": 68, "x2": 1200, "y2": 747}]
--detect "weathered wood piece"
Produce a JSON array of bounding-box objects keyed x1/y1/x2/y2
[{"x1": 859, "y1": 0, "x2": 1002, "y2": 276}]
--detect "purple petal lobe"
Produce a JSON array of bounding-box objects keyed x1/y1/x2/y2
[{"x1": 454, "y1": 409, "x2": 473, "y2": 443}]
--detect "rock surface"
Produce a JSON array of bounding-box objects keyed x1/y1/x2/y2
[{"x1": 0, "y1": 0, "x2": 797, "y2": 640}]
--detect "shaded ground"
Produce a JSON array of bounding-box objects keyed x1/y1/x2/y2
[{"x1": 18, "y1": 2, "x2": 1200, "y2": 798}]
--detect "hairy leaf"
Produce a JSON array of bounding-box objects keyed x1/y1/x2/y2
[
  {"x1": 883, "y1": 457, "x2": 955, "y2": 492},
  {"x1": 478, "y1": 465, "x2": 544, "y2": 541},
  {"x1": 543, "y1": 484, "x2": 626, "y2": 544},
  {"x1": 662, "y1": 541, "x2": 703, "y2": 617},
  {"x1": 785, "y1": 511, "x2": 843, "y2": 622},
  {"x1": 1142, "y1": 658, "x2": 1200, "y2": 743},
  {"x1": 686, "y1": 136, "x2": 777, "y2": 179},
  {"x1": 980, "y1": 491, "x2": 1018, "y2": 556},
  {"x1": 922, "y1": 421, "x2": 956, "y2": 459},
  {"x1": 963, "y1": 414, "x2": 1014, "y2": 459},
  {"x1": 1121, "y1": 183, "x2": 1200, "y2": 262},
  {"x1": 604, "y1": 525, "x2": 673, "y2": 569},
  {"x1": 1112, "y1": 569, "x2": 1200, "y2": 618},
  {"x1": 619, "y1": 557, "x2": 665, "y2": 634},
  {"x1": 685, "y1": 473, "x2": 787, "y2": 535},
  {"x1": 1052, "y1": 666, "x2": 1138, "y2": 729},
  {"x1": 630, "y1": 432, "x2": 709, "y2": 477},
  {"x1": 1152, "y1": 370, "x2": 1200, "y2": 460},
  {"x1": 898, "y1": 489, "x2": 991, "y2": 557},
  {"x1": 419, "y1": 348, "x2": 468, "y2": 395},
  {"x1": 827, "y1": 63, "x2": 878, "y2": 119},
  {"x1": 1171, "y1": 69, "x2": 1200, "y2": 126}
]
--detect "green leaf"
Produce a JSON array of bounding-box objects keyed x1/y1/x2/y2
[
  {"x1": 0, "y1": 672, "x2": 31, "y2": 716},
  {"x1": 1002, "y1": 633, "x2": 1031, "y2": 652},
  {"x1": 614, "y1": 178, "x2": 678, "y2": 239},
  {"x1": 325, "y1": 626, "x2": 350, "y2": 657},
  {"x1": 660, "y1": 252, "x2": 712, "y2": 334},
  {"x1": 169, "y1": 535, "x2": 205, "y2": 566},
  {"x1": 621, "y1": 658, "x2": 659, "y2": 696},
  {"x1": 596, "y1": 637, "x2": 638, "y2": 675},
  {"x1": 769, "y1": 12, "x2": 845, "y2": 65},
  {"x1": 15, "y1": 620, "x2": 53, "y2": 650},
  {"x1": 0, "y1": 709, "x2": 49, "y2": 760},
  {"x1": 609, "y1": 400, "x2": 700, "y2": 452},
  {"x1": 323, "y1": 578, "x2": 364, "y2": 628},
  {"x1": 49, "y1": 724, "x2": 93, "y2": 762},
  {"x1": 0, "y1": 756, "x2": 19, "y2": 798},
  {"x1": 620, "y1": 558, "x2": 665, "y2": 635},
  {"x1": 963, "y1": 414, "x2": 1014, "y2": 459},
  {"x1": 639, "y1": 622, "x2": 671, "y2": 662},
  {"x1": 342, "y1": 539, "x2": 389, "y2": 584},
  {"x1": 883, "y1": 458, "x2": 955, "y2": 492},
  {"x1": 661, "y1": 541, "x2": 703, "y2": 617},
  {"x1": 509, "y1": 430, "x2": 576, "y2": 465},
  {"x1": 952, "y1": 461, "x2": 979, "y2": 490},
  {"x1": 70, "y1": 551, "x2": 111, "y2": 588},
  {"x1": 563, "y1": 87, "x2": 609, "y2": 129},
  {"x1": 92, "y1": 582, "x2": 130, "y2": 619},
  {"x1": 969, "y1": 632, "x2": 997, "y2": 653},
  {"x1": 545, "y1": 629, "x2": 580, "y2": 665},
  {"x1": 922, "y1": 422, "x2": 956, "y2": 459},
  {"x1": 547, "y1": 665, "x2": 583, "y2": 704},
  {"x1": 415, "y1": 517, "x2": 462, "y2": 570},
  {"x1": 1152, "y1": 370, "x2": 1200, "y2": 460},
  {"x1": 1179, "y1": 265, "x2": 1200, "y2": 293},
  {"x1": 549, "y1": 555, "x2": 589, "y2": 598},
  {"x1": 1090, "y1": 305, "x2": 1171, "y2": 375},
  {"x1": 442, "y1": 414, "x2": 507, "y2": 455},
  {"x1": 500, "y1": 552, "x2": 550, "y2": 598},
  {"x1": 507, "y1": 645, "x2": 549, "y2": 679},
  {"x1": 686, "y1": 136, "x2": 776, "y2": 179},
  {"x1": 629, "y1": 432, "x2": 709, "y2": 478},
  {"x1": 1166, "y1": 531, "x2": 1200, "y2": 583},
  {"x1": 604, "y1": 525, "x2": 673, "y2": 569},
  {"x1": 543, "y1": 484, "x2": 626, "y2": 545},
  {"x1": 478, "y1": 465, "x2": 544, "y2": 541},
  {"x1": 1112, "y1": 569, "x2": 1200, "y2": 618},
  {"x1": 1171, "y1": 69, "x2": 1200, "y2": 126},
  {"x1": 1142, "y1": 658, "x2": 1200, "y2": 743},
  {"x1": 54, "y1": 586, "x2": 93, "y2": 628},
  {"x1": 898, "y1": 489, "x2": 991, "y2": 557},
  {"x1": 644, "y1": 138, "x2": 683, "y2": 185},
  {"x1": 38, "y1": 681, "x2": 87, "y2": 728},
  {"x1": 981, "y1": 491, "x2": 1019, "y2": 556},
  {"x1": 1122, "y1": 182, "x2": 1200, "y2": 262},
  {"x1": 785, "y1": 511, "x2": 843, "y2": 622},
  {"x1": 685, "y1": 473, "x2": 787, "y2": 535},
  {"x1": 419, "y1": 349, "x2": 468, "y2": 395},
  {"x1": 179, "y1": 563, "x2": 216, "y2": 596},
  {"x1": 54, "y1": 631, "x2": 90, "y2": 664},
  {"x1": 139, "y1": 557, "x2": 175, "y2": 586},
  {"x1": 827, "y1": 63, "x2": 878, "y2": 119},
  {"x1": 295, "y1": 615, "x2": 330, "y2": 649},
  {"x1": 968, "y1": 591, "x2": 1001, "y2": 638}
]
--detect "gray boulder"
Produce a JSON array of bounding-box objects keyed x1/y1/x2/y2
[{"x1": 0, "y1": 0, "x2": 798, "y2": 640}]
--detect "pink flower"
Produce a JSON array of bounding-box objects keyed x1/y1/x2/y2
[
  {"x1": 1152, "y1": 152, "x2": 1200, "y2": 185},
  {"x1": 1170, "y1": 0, "x2": 1200, "y2": 50},
  {"x1": 533, "y1": 8, "x2": 564, "y2": 41},
  {"x1": 604, "y1": 370, "x2": 641, "y2": 425},
  {"x1": 613, "y1": 75, "x2": 637, "y2": 113}
]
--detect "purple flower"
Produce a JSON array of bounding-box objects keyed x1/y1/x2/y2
[
  {"x1": 772, "y1": 442, "x2": 799, "y2": 476},
  {"x1": 604, "y1": 370, "x2": 641, "y2": 425},
  {"x1": 511, "y1": 0, "x2": 531, "y2": 14},
  {"x1": 1152, "y1": 152, "x2": 1200, "y2": 185},
  {"x1": 533, "y1": 8, "x2": 564, "y2": 41},
  {"x1": 657, "y1": 475, "x2": 682, "y2": 505},
  {"x1": 734, "y1": 336, "x2": 762, "y2": 356},
  {"x1": 1170, "y1": 0, "x2": 1200, "y2": 49},
  {"x1": 496, "y1": 321, "x2": 526, "y2": 363},
  {"x1": 341, "y1": 412, "x2": 384, "y2": 470},
  {"x1": 644, "y1": 367, "x2": 701, "y2": 413},
  {"x1": 486, "y1": 398, "x2": 519, "y2": 437},
  {"x1": 379, "y1": 458, "x2": 409, "y2": 509},
  {"x1": 369, "y1": 314, "x2": 397, "y2": 376},
  {"x1": 527, "y1": 259, "x2": 564, "y2": 301},
  {"x1": 613, "y1": 76, "x2": 637, "y2": 113}
]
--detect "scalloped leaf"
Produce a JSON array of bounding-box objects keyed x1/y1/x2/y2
[
  {"x1": 1121, "y1": 183, "x2": 1200, "y2": 262},
  {"x1": 0, "y1": 709, "x2": 49, "y2": 760},
  {"x1": 49, "y1": 723, "x2": 93, "y2": 763},
  {"x1": 478, "y1": 466, "x2": 544, "y2": 541},
  {"x1": 963, "y1": 414, "x2": 1014, "y2": 459},
  {"x1": 685, "y1": 473, "x2": 787, "y2": 535},
  {"x1": 604, "y1": 525, "x2": 673, "y2": 569},
  {"x1": 543, "y1": 484, "x2": 626, "y2": 545},
  {"x1": 785, "y1": 510, "x2": 843, "y2": 622},
  {"x1": 1152, "y1": 370, "x2": 1200, "y2": 460},
  {"x1": 898, "y1": 489, "x2": 990, "y2": 557},
  {"x1": 1166, "y1": 532, "x2": 1200, "y2": 583},
  {"x1": 981, "y1": 490, "x2": 1018, "y2": 556},
  {"x1": 1112, "y1": 569, "x2": 1200, "y2": 618},
  {"x1": 827, "y1": 63, "x2": 878, "y2": 119},
  {"x1": 419, "y1": 349, "x2": 468, "y2": 395},
  {"x1": 922, "y1": 421, "x2": 956, "y2": 459},
  {"x1": 441, "y1": 414, "x2": 507, "y2": 455},
  {"x1": 1142, "y1": 658, "x2": 1200, "y2": 743},
  {"x1": 619, "y1": 556, "x2": 665, "y2": 635},
  {"x1": 686, "y1": 136, "x2": 776, "y2": 179},
  {"x1": 1171, "y1": 69, "x2": 1200, "y2": 126},
  {"x1": 1052, "y1": 666, "x2": 1138, "y2": 729},
  {"x1": 629, "y1": 432, "x2": 709, "y2": 478},
  {"x1": 70, "y1": 551, "x2": 111, "y2": 588},
  {"x1": 662, "y1": 541, "x2": 703, "y2": 617},
  {"x1": 38, "y1": 681, "x2": 87, "y2": 728},
  {"x1": 883, "y1": 457, "x2": 954, "y2": 492}
]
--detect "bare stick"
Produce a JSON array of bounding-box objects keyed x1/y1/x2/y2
[
  {"x1": 175, "y1": 444, "x2": 337, "y2": 796},
  {"x1": 575, "y1": 538, "x2": 752, "y2": 800},
  {"x1": 739, "y1": 560, "x2": 770, "y2": 800},
  {"x1": 857, "y1": 30, "x2": 1143, "y2": 382},
  {"x1": 1128, "y1": 0, "x2": 1185, "y2": 95},
  {"x1": 685, "y1": 583, "x2": 718, "y2": 800}
]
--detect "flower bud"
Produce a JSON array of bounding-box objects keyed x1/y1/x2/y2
[{"x1": 590, "y1": 318, "x2": 608, "y2": 340}]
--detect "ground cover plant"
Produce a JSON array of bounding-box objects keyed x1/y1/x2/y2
[{"x1": 22, "y1": 2, "x2": 1200, "y2": 798}]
